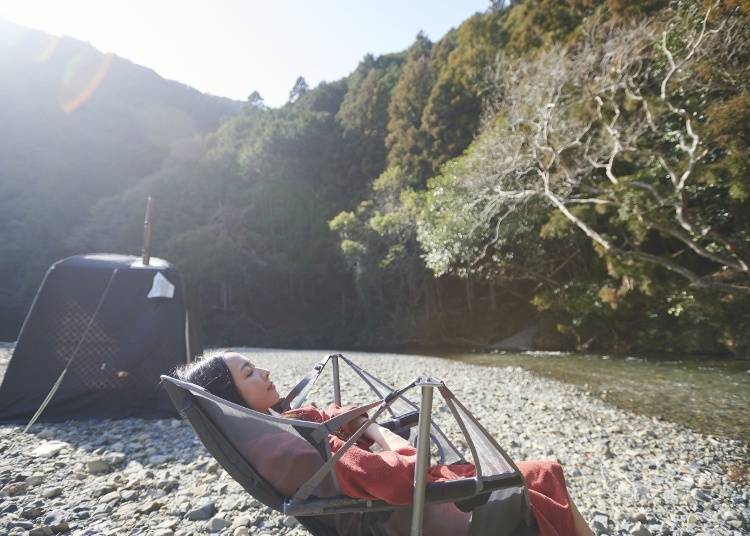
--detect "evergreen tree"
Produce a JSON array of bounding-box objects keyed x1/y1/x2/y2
[{"x1": 288, "y1": 76, "x2": 309, "y2": 102}]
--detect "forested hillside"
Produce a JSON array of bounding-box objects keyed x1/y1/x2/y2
[
  {"x1": 0, "y1": 20, "x2": 242, "y2": 338},
  {"x1": 2, "y1": 1, "x2": 748, "y2": 356}
]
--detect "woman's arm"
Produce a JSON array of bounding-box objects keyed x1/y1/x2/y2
[
  {"x1": 349, "y1": 414, "x2": 413, "y2": 452},
  {"x1": 364, "y1": 423, "x2": 413, "y2": 452}
]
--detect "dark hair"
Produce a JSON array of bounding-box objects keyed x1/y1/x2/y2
[{"x1": 171, "y1": 353, "x2": 247, "y2": 408}]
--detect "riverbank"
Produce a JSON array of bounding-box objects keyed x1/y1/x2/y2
[{"x1": 1, "y1": 348, "x2": 748, "y2": 535}]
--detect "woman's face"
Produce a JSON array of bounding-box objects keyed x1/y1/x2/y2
[{"x1": 223, "y1": 352, "x2": 280, "y2": 412}]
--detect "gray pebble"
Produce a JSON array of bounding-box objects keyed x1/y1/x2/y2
[
  {"x1": 629, "y1": 522, "x2": 652, "y2": 536},
  {"x1": 208, "y1": 516, "x2": 230, "y2": 532},
  {"x1": 85, "y1": 459, "x2": 112, "y2": 475},
  {"x1": 185, "y1": 501, "x2": 215, "y2": 521}
]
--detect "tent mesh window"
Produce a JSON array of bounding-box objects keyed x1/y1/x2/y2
[{"x1": 54, "y1": 297, "x2": 121, "y2": 390}]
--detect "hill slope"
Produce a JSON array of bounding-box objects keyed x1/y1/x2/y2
[{"x1": 0, "y1": 19, "x2": 243, "y2": 338}]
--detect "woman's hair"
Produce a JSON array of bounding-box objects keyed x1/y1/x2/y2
[{"x1": 171, "y1": 353, "x2": 247, "y2": 408}]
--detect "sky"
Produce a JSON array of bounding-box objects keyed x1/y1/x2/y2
[{"x1": 0, "y1": 0, "x2": 489, "y2": 107}]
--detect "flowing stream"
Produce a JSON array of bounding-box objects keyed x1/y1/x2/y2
[{"x1": 441, "y1": 350, "x2": 750, "y2": 444}]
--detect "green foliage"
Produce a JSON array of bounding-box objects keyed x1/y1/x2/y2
[
  {"x1": 336, "y1": 53, "x2": 404, "y2": 186},
  {"x1": 385, "y1": 33, "x2": 436, "y2": 182},
  {"x1": 412, "y1": 1, "x2": 750, "y2": 355},
  {"x1": 4, "y1": 1, "x2": 748, "y2": 355},
  {"x1": 499, "y1": 0, "x2": 584, "y2": 55}
]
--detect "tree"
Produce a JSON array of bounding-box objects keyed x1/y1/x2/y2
[
  {"x1": 385, "y1": 32, "x2": 436, "y2": 182},
  {"x1": 337, "y1": 53, "x2": 404, "y2": 185},
  {"x1": 463, "y1": 4, "x2": 748, "y2": 293},
  {"x1": 289, "y1": 76, "x2": 309, "y2": 103},
  {"x1": 247, "y1": 90, "x2": 265, "y2": 108},
  {"x1": 416, "y1": 2, "x2": 750, "y2": 353}
]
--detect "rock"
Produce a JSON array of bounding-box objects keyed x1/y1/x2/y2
[
  {"x1": 86, "y1": 459, "x2": 112, "y2": 475},
  {"x1": 153, "y1": 530, "x2": 174, "y2": 536},
  {"x1": 633, "y1": 512, "x2": 648, "y2": 523},
  {"x1": 43, "y1": 509, "x2": 68, "y2": 526},
  {"x1": 728, "y1": 519, "x2": 744, "y2": 529},
  {"x1": 148, "y1": 454, "x2": 170, "y2": 465},
  {"x1": 591, "y1": 512, "x2": 609, "y2": 532},
  {"x1": 208, "y1": 516, "x2": 230, "y2": 532},
  {"x1": 633, "y1": 485, "x2": 649, "y2": 501},
  {"x1": 137, "y1": 500, "x2": 164, "y2": 514},
  {"x1": 30, "y1": 441, "x2": 69, "y2": 458},
  {"x1": 41, "y1": 487, "x2": 62, "y2": 498},
  {"x1": 157, "y1": 519, "x2": 179, "y2": 530},
  {"x1": 185, "y1": 501, "x2": 215, "y2": 521},
  {"x1": 8, "y1": 520, "x2": 34, "y2": 529},
  {"x1": 105, "y1": 452, "x2": 126, "y2": 466},
  {"x1": 92, "y1": 484, "x2": 117, "y2": 497},
  {"x1": 231, "y1": 515, "x2": 252, "y2": 528},
  {"x1": 52, "y1": 522, "x2": 70, "y2": 533},
  {"x1": 123, "y1": 460, "x2": 144, "y2": 474},
  {"x1": 629, "y1": 522, "x2": 652, "y2": 536},
  {"x1": 1, "y1": 482, "x2": 28, "y2": 496},
  {"x1": 690, "y1": 488, "x2": 711, "y2": 501},
  {"x1": 100, "y1": 491, "x2": 120, "y2": 503},
  {"x1": 205, "y1": 461, "x2": 220, "y2": 474},
  {"x1": 221, "y1": 495, "x2": 243, "y2": 511},
  {"x1": 28, "y1": 528, "x2": 53, "y2": 536},
  {"x1": 1, "y1": 502, "x2": 18, "y2": 513},
  {"x1": 233, "y1": 528, "x2": 250, "y2": 536},
  {"x1": 157, "y1": 479, "x2": 179, "y2": 492},
  {"x1": 21, "y1": 506, "x2": 44, "y2": 518},
  {"x1": 120, "y1": 489, "x2": 138, "y2": 501},
  {"x1": 25, "y1": 474, "x2": 44, "y2": 486}
]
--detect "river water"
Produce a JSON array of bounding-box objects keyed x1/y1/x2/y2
[{"x1": 441, "y1": 350, "x2": 750, "y2": 444}]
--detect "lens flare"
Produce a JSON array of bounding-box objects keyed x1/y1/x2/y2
[
  {"x1": 33, "y1": 34, "x2": 59, "y2": 63},
  {"x1": 60, "y1": 51, "x2": 113, "y2": 113}
]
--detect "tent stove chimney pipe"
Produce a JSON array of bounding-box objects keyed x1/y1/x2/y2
[{"x1": 141, "y1": 195, "x2": 154, "y2": 266}]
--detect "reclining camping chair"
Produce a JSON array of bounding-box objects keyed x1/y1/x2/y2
[{"x1": 161, "y1": 354, "x2": 538, "y2": 536}]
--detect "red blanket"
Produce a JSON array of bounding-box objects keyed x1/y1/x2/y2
[{"x1": 285, "y1": 405, "x2": 577, "y2": 536}]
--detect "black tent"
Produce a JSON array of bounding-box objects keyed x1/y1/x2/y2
[{"x1": 0, "y1": 253, "x2": 201, "y2": 422}]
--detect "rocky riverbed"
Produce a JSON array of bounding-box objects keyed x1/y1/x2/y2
[{"x1": 0, "y1": 348, "x2": 748, "y2": 535}]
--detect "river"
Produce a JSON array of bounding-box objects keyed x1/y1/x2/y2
[{"x1": 441, "y1": 350, "x2": 750, "y2": 444}]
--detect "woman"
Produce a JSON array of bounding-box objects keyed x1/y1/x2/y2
[{"x1": 174, "y1": 352, "x2": 594, "y2": 536}]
